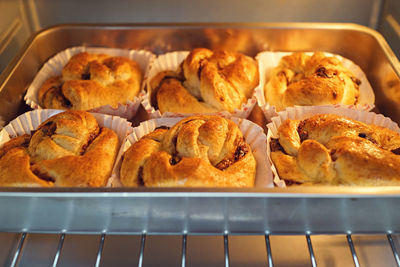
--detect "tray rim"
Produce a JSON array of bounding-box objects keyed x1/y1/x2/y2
[{"x1": 1, "y1": 22, "x2": 400, "y2": 196}]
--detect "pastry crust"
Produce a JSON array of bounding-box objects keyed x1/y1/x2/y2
[
  {"x1": 264, "y1": 52, "x2": 361, "y2": 111},
  {"x1": 38, "y1": 52, "x2": 142, "y2": 110},
  {"x1": 150, "y1": 48, "x2": 259, "y2": 114},
  {"x1": 120, "y1": 116, "x2": 256, "y2": 187},
  {"x1": 270, "y1": 114, "x2": 400, "y2": 185},
  {"x1": 0, "y1": 111, "x2": 119, "y2": 187}
]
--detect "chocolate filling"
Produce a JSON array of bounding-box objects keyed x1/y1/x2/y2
[
  {"x1": 172, "y1": 135, "x2": 178, "y2": 149},
  {"x1": 330, "y1": 149, "x2": 338, "y2": 161},
  {"x1": 351, "y1": 76, "x2": 362, "y2": 86},
  {"x1": 391, "y1": 147, "x2": 400, "y2": 155},
  {"x1": 183, "y1": 119, "x2": 196, "y2": 125},
  {"x1": 197, "y1": 59, "x2": 206, "y2": 79},
  {"x1": 80, "y1": 127, "x2": 101, "y2": 155},
  {"x1": 169, "y1": 155, "x2": 181, "y2": 165},
  {"x1": 357, "y1": 132, "x2": 377, "y2": 144},
  {"x1": 32, "y1": 168, "x2": 55, "y2": 183},
  {"x1": 155, "y1": 126, "x2": 170, "y2": 130},
  {"x1": 358, "y1": 133, "x2": 367, "y2": 138},
  {"x1": 284, "y1": 179, "x2": 303, "y2": 186},
  {"x1": 41, "y1": 121, "x2": 57, "y2": 136},
  {"x1": 215, "y1": 139, "x2": 249, "y2": 170},
  {"x1": 297, "y1": 121, "x2": 309, "y2": 142},
  {"x1": 81, "y1": 73, "x2": 91, "y2": 80},
  {"x1": 62, "y1": 97, "x2": 72, "y2": 108},
  {"x1": 234, "y1": 142, "x2": 249, "y2": 161},
  {"x1": 270, "y1": 138, "x2": 285, "y2": 153},
  {"x1": 137, "y1": 166, "x2": 144, "y2": 186},
  {"x1": 315, "y1": 66, "x2": 332, "y2": 78}
]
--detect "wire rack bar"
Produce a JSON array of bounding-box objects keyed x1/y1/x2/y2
[
  {"x1": 265, "y1": 234, "x2": 274, "y2": 267},
  {"x1": 10, "y1": 232, "x2": 26, "y2": 267},
  {"x1": 306, "y1": 234, "x2": 317, "y2": 267},
  {"x1": 387, "y1": 234, "x2": 400, "y2": 267},
  {"x1": 181, "y1": 234, "x2": 187, "y2": 267},
  {"x1": 224, "y1": 234, "x2": 230, "y2": 267},
  {"x1": 138, "y1": 233, "x2": 146, "y2": 267},
  {"x1": 94, "y1": 233, "x2": 106, "y2": 267},
  {"x1": 52, "y1": 233, "x2": 65, "y2": 267},
  {"x1": 347, "y1": 234, "x2": 360, "y2": 267}
]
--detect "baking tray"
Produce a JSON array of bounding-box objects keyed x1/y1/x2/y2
[{"x1": 0, "y1": 23, "x2": 400, "y2": 235}]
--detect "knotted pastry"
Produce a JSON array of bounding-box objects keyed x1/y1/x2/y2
[
  {"x1": 149, "y1": 48, "x2": 259, "y2": 114},
  {"x1": 38, "y1": 52, "x2": 142, "y2": 110},
  {"x1": 270, "y1": 114, "x2": 400, "y2": 185},
  {"x1": 120, "y1": 116, "x2": 256, "y2": 187},
  {"x1": 265, "y1": 52, "x2": 361, "y2": 111},
  {"x1": 0, "y1": 111, "x2": 119, "y2": 187}
]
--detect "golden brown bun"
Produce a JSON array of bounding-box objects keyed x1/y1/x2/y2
[
  {"x1": 265, "y1": 52, "x2": 361, "y2": 111},
  {"x1": 270, "y1": 114, "x2": 400, "y2": 185},
  {"x1": 38, "y1": 52, "x2": 142, "y2": 110},
  {"x1": 150, "y1": 48, "x2": 259, "y2": 114},
  {"x1": 0, "y1": 111, "x2": 119, "y2": 187},
  {"x1": 120, "y1": 116, "x2": 256, "y2": 187}
]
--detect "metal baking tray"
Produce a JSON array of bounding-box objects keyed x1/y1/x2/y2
[{"x1": 0, "y1": 23, "x2": 400, "y2": 235}]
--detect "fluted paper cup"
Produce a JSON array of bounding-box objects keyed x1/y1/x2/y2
[
  {"x1": 0, "y1": 109, "x2": 133, "y2": 187},
  {"x1": 25, "y1": 46, "x2": 155, "y2": 119},
  {"x1": 255, "y1": 51, "x2": 375, "y2": 121},
  {"x1": 142, "y1": 51, "x2": 258, "y2": 119},
  {"x1": 266, "y1": 106, "x2": 400, "y2": 187},
  {"x1": 111, "y1": 116, "x2": 273, "y2": 188}
]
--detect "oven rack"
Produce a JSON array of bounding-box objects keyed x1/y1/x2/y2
[{"x1": 3, "y1": 231, "x2": 400, "y2": 266}]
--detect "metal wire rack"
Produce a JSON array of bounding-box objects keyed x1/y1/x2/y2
[{"x1": 3, "y1": 231, "x2": 400, "y2": 266}]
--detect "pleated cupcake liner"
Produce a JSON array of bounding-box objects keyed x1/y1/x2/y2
[
  {"x1": 25, "y1": 46, "x2": 156, "y2": 120},
  {"x1": 255, "y1": 51, "x2": 376, "y2": 121},
  {"x1": 111, "y1": 116, "x2": 273, "y2": 188},
  {"x1": 266, "y1": 106, "x2": 400, "y2": 187},
  {"x1": 142, "y1": 51, "x2": 258, "y2": 119},
  {"x1": 0, "y1": 109, "x2": 133, "y2": 187}
]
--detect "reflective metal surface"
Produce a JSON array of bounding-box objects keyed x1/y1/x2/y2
[{"x1": 0, "y1": 23, "x2": 400, "y2": 234}]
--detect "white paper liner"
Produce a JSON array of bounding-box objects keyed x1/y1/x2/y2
[
  {"x1": 25, "y1": 46, "x2": 156, "y2": 119},
  {"x1": 142, "y1": 51, "x2": 258, "y2": 119},
  {"x1": 0, "y1": 109, "x2": 133, "y2": 187},
  {"x1": 266, "y1": 106, "x2": 400, "y2": 187},
  {"x1": 111, "y1": 116, "x2": 273, "y2": 188},
  {"x1": 255, "y1": 51, "x2": 376, "y2": 121}
]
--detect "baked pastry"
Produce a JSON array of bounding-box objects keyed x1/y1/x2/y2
[
  {"x1": 270, "y1": 114, "x2": 400, "y2": 185},
  {"x1": 0, "y1": 111, "x2": 119, "y2": 187},
  {"x1": 38, "y1": 52, "x2": 142, "y2": 110},
  {"x1": 265, "y1": 52, "x2": 361, "y2": 111},
  {"x1": 120, "y1": 115, "x2": 256, "y2": 187},
  {"x1": 149, "y1": 48, "x2": 259, "y2": 114}
]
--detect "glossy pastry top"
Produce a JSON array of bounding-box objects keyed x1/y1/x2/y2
[
  {"x1": 120, "y1": 115, "x2": 256, "y2": 187},
  {"x1": 265, "y1": 52, "x2": 361, "y2": 111},
  {"x1": 270, "y1": 114, "x2": 400, "y2": 185},
  {"x1": 38, "y1": 52, "x2": 142, "y2": 110},
  {"x1": 150, "y1": 48, "x2": 259, "y2": 114},
  {"x1": 0, "y1": 111, "x2": 119, "y2": 187}
]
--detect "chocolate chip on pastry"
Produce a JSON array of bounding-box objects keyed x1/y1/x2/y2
[
  {"x1": 149, "y1": 48, "x2": 259, "y2": 114},
  {"x1": 270, "y1": 114, "x2": 400, "y2": 185},
  {"x1": 38, "y1": 52, "x2": 142, "y2": 110},
  {"x1": 0, "y1": 111, "x2": 119, "y2": 187},
  {"x1": 120, "y1": 115, "x2": 256, "y2": 187},
  {"x1": 264, "y1": 52, "x2": 361, "y2": 111}
]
